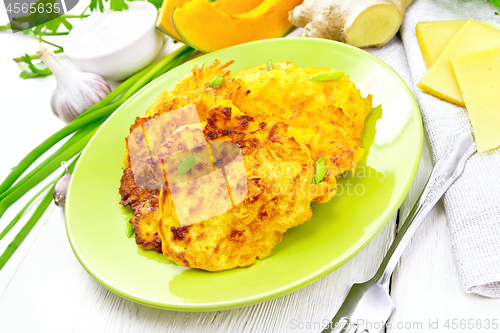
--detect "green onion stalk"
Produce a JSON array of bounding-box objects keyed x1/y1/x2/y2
[{"x1": 0, "y1": 44, "x2": 195, "y2": 269}]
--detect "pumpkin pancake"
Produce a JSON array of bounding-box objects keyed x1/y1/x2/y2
[{"x1": 119, "y1": 60, "x2": 372, "y2": 269}]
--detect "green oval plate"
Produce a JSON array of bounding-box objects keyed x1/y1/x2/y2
[{"x1": 66, "y1": 38, "x2": 422, "y2": 311}]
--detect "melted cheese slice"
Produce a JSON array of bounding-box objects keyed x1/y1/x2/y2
[
  {"x1": 417, "y1": 20, "x2": 500, "y2": 106},
  {"x1": 451, "y1": 48, "x2": 500, "y2": 152},
  {"x1": 416, "y1": 20, "x2": 466, "y2": 68}
]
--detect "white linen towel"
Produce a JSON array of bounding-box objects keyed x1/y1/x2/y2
[{"x1": 398, "y1": 0, "x2": 500, "y2": 297}]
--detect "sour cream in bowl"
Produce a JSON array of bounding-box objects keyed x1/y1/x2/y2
[{"x1": 65, "y1": 1, "x2": 163, "y2": 81}]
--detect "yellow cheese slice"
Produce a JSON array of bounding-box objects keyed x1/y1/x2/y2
[
  {"x1": 451, "y1": 47, "x2": 500, "y2": 152},
  {"x1": 417, "y1": 20, "x2": 500, "y2": 106},
  {"x1": 416, "y1": 20, "x2": 466, "y2": 68}
]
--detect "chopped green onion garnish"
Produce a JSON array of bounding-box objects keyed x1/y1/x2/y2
[
  {"x1": 208, "y1": 0, "x2": 217, "y2": 2},
  {"x1": 178, "y1": 152, "x2": 195, "y2": 177},
  {"x1": 311, "y1": 72, "x2": 345, "y2": 82},
  {"x1": 209, "y1": 76, "x2": 225, "y2": 88},
  {"x1": 126, "y1": 221, "x2": 134, "y2": 238},
  {"x1": 315, "y1": 156, "x2": 326, "y2": 184},
  {"x1": 266, "y1": 59, "x2": 273, "y2": 71},
  {"x1": 311, "y1": 156, "x2": 326, "y2": 185}
]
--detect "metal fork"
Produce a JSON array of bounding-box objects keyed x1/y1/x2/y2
[{"x1": 322, "y1": 125, "x2": 477, "y2": 333}]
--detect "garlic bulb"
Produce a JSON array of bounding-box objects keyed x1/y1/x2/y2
[
  {"x1": 37, "y1": 46, "x2": 111, "y2": 123},
  {"x1": 53, "y1": 162, "x2": 72, "y2": 208}
]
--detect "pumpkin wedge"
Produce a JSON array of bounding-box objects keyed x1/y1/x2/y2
[
  {"x1": 156, "y1": 0, "x2": 264, "y2": 41},
  {"x1": 156, "y1": 0, "x2": 190, "y2": 40},
  {"x1": 172, "y1": 0, "x2": 303, "y2": 52},
  {"x1": 216, "y1": 0, "x2": 264, "y2": 14}
]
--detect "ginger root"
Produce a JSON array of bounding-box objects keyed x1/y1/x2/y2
[{"x1": 289, "y1": 0, "x2": 413, "y2": 48}]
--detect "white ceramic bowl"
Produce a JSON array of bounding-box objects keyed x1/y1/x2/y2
[{"x1": 65, "y1": 1, "x2": 163, "y2": 81}]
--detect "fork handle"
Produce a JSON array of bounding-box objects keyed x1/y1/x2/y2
[{"x1": 373, "y1": 126, "x2": 476, "y2": 287}]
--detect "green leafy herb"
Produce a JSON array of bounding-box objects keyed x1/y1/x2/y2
[
  {"x1": 495, "y1": 11, "x2": 499, "y2": 15},
  {"x1": 11, "y1": 0, "x2": 61, "y2": 31},
  {"x1": 311, "y1": 72, "x2": 345, "y2": 82},
  {"x1": 266, "y1": 59, "x2": 273, "y2": 71},
  {"x1": 90, "y1": 0, "x2": 131, "y2": 12},
  {"x1": 12, "y1": 50, "x2": 63, "y2": 63},
  {"x1": 18, "y1": 64, "x2": 49, "y2": 79},
  {"x1": 109, "y1": 0, "x2": 130, "y2": 11},
  {"x1": 7, "y1": 0, "x2": 135, "y2": 73},
  {"x1": 126, "y1": 221, "x2": 134, "y2": 238},
  {"x1": 208, "y1": 0, "x2": 218, "y2": 2},
  {"x1": 90, "y1": 0, "x2": 105, "y2": 12},
  {"x1": 209, "y1": 76, "x2": 226, "y2": 88},
  {"x1": 311, "y1": 156, "x2": 326, "y2": 185},
  {"x1": 178, "y1": 153, "x2": 195, "y2": 177},
  {"x1": 0, "y1": 22, "x2": 25, "y2": 31},
  {"x1": 44, "y1": 16, "x2": 73, "y2": 32},
  {"x1": 18, "y1": 54, "x2": 51, "y2": 79},
  {"x1": 10, "y1": 13, "x2": 84, "y2": 69},
  {"x1": 147, "y1": 0, "x2": 164, "y2": 9}
]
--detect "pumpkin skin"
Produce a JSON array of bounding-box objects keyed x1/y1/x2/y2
[
  {"x1": 172, "y1": 0, "x2": 303, "y2": 53},
  {"x1": 156, "y1": 0, "x2": 264, "y2": 41},
  {"x1": 156, "y1": 0, "x2": 190, "y2": 41}
]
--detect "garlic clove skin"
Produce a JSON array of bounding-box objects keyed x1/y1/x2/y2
[
  {"x1": 37, "y1": 46, "x2": 111, "y2": 123},
  {"x1": 53, "y1": 163, "x2": 72, "y2": 209}
]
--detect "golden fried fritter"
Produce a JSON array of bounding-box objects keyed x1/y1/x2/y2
[
  {"x1": 144, "y1": 59, "x2": 248, "y2": 119},
  {"x1": 120, "y1": 61, "x2": 250, "y2": 251},
  {"x1": 119, "y1": 60, "x2": 371, "y2": 269},
  {"x1": 233, "y1": 67, "x2": 372, "y2": 203},
  {"x1": 157, "y1": 106, "x2": 328, "y2": 270},
  {"x1": 120, "y1": 168, "x2": 162, "y2": 252},
  {"x1": 233, "y1": 61, "x2": 297, "y2": 81}
]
